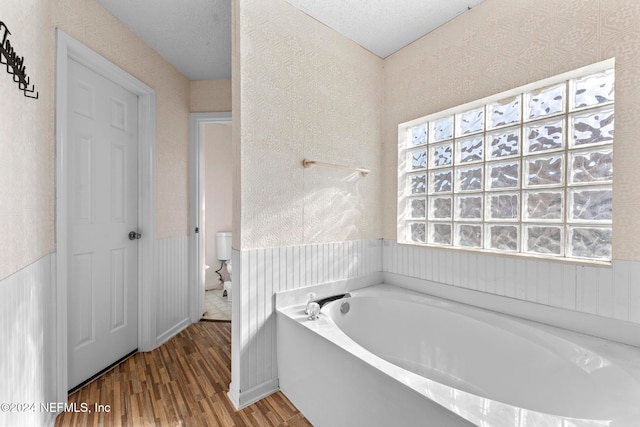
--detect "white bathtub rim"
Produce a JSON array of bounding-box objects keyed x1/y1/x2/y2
[{"x1": 276, "y1": 284, "x2": 640, "y2": 427}]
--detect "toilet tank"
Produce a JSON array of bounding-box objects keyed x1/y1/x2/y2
[{"x1": 216, "y1": 231, "x2": 232, "y2": 261}]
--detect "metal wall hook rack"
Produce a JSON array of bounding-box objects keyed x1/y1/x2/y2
[
  {"x1": 302, "y1": 159, "x2": 370, "y2": 176},
  {"x1": 1, "y1": 21, "x2": 39, "y2": 99}
]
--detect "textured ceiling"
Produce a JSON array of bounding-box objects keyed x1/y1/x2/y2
[
  {"x1": 96, "y1": 0, "x2": 483, "y2": 81},
  {"x1": 97, "y1": 0, "x2": 232, "y2": 80},
  {"x1": 285, "y1": 0, "x2": 485, "y2": 58}
]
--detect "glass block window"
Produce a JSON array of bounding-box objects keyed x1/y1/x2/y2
[{"x1": 398, "y1": 61, "x2": 614, "y2": 261}]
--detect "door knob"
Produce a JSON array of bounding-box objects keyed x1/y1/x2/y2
[{"x1": 128, "y1": 231, "x2": 142, "y2": 240}]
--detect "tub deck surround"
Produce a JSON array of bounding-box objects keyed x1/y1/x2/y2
[
  {"x1": 276, "y1": 284, "x2": 640, "y2": 427},
  {"x1": 228, "y1": 240, "x2": 383, "y2": 408}
]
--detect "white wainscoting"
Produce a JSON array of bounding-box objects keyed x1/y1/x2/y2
[
  {"x1": 383, "y1": 240, "x2": 640, "y2": 324},
  {"x1": 155, "y1": 236, "x2": 191, "y2": 345},
  {"x1": 0, "y1": 255, "x2": 57, "y2": 427},
  {"x1": 229, "y1": 239, "x2": 382, "y2": 408}
]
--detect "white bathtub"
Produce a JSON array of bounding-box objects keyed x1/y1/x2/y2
[{"x1": 276, "y1": 284, "x2": 640, "y2": 427}]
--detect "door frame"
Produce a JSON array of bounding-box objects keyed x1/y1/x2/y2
[
  {"x1": 189, "y1": 112, "x2": 232, "y2": 322},
  {"x1": 55, "y1": 29, "x2": 157, "y2": 400}
]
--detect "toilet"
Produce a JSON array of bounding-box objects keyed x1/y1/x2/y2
[
  {"x1": 216, "y1": 231, "x2": 232, "y2": 302},
  {"x1": 223, "y1": 281, "x2": 232, "y2": 302}
]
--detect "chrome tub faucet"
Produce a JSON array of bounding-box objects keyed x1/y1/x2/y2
[{"x1": 305, "y1": 293, "x2": 351, "y2": 320}]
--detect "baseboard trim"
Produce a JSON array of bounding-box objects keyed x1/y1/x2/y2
[
  {"x1": 227, "y1": 378, "x2": 279, "y2": 410},
  {"x1": 155, "y1": 317, "x2": 191, "y2": 347}
]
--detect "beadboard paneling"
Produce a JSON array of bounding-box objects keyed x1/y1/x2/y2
[
  {"x1": 155, "y1": 236, "x2": 190, "y2": 344},
  {"x1": 383, "y1": 240, "x2": 640, "y2": 325},
  {"x1": 0, "y1": 255, "x2": 57, "y2": 427},
  {"x1": 231, "y1": 239, "x2": 382, "y2": 407}
]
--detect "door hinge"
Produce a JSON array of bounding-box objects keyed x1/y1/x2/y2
[{"x1": 195, "y1": 227, "x2": 199, "y2": 234}]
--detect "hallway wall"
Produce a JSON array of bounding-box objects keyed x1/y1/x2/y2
[
  {"x1": 0, "y1": 0, "x2": 54, "y2": 281},
  {"x1": 0, "y1": 3, "x2": 58, "y2": 423},
  {"x1": 191, "y1": 79, "x2": 232, "y2": 112}
]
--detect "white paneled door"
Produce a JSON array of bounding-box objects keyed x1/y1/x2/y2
[{"x1": 66, "y1": 58, "x2": 139, "y2": 390}]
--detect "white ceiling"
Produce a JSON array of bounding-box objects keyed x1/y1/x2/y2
[
  {"x1": 96, "y1": 0, "x2": 484, "y2": 81},
  {"x1": 97, "y1": 0, "x2": 232, "y2": 80},
  {"x1": 285, "y1": 0, "x2": 485, "y2": 59}
]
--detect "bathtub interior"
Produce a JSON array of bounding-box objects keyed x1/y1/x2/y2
[
  {"x1": 276, "y1": 283, "x2": 640, "y2": 427},
  {"x1": 325, "y1": 289, "x2": 640, "y2": 421}
]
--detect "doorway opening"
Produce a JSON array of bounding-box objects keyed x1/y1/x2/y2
[{"x1": 189, "y1": 113, "x2": 232, "y2": 323}]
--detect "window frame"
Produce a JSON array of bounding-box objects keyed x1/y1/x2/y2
[{"x1": 397, "y1": 58, "x2": 615, "y2": 264}]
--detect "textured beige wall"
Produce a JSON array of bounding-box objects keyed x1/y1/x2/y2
[
  {"x1": 190, "y1": 79, "x2": 232, "y2": 112},
  {"x1": 382, "y1": 0, "x2": 640, "y2": 261},
  {"x1": 0, "y1": 0, "x2": 55, "y2": 280},
  {"x1": 0, "y1": 0, "x2": 193, "y2": 279},
  {"x1": 55, "y1": 0, "x2": 191, "y2": 238},
  {"x1": 235, "y1": 0, "x2": 383, "y2": 249}
]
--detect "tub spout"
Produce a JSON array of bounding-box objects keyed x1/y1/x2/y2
[{"x1": 314, "y1": 293, "x2": 351, "y2": 310}]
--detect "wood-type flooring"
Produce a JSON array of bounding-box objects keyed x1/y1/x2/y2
[{"x1": 55, "y1": 322, "x2": 312, "y2": 426}]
